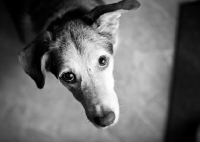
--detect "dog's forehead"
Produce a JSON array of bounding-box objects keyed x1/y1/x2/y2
[
  {"x1": 48, "y1": 20, "x2": 113, "y2": 77},
  {"x1": 53, "y1": 20, "x2": 113, "y2": 54}
]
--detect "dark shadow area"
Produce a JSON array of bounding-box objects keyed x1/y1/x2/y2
[
  {"x1": 0, "y1": 0, "x2": 22, "y2": 86},
  {"x1": 165, "y1": 1, "x2": 200, "y2": 142}
]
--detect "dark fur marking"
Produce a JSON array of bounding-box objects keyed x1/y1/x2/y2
[
  {"x1": 48, "y1": 49, "x2": 64, "y2": 78},
  {"x1": 18, "y1": 31, "x2": 52, "y2": 88},
  {"x1": 47, "y1": 8, "x2": 87, "y2": 32}
]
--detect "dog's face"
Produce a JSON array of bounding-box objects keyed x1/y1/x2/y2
[
  {"x1": 46, "y1": 20, "x2": 119, "y2": 128},
  {"x1": 18, "y1": 0, "x2": 140, "y2": 128},
  {"x1": 57, "y1": 21, "x2": 118, "y2": 128}
]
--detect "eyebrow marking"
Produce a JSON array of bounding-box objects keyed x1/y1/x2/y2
[{"x1": 105, "y1": 42, "x2": 113, "y2": 55}]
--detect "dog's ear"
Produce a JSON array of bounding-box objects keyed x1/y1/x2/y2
[
  {"x1": 92, "y1": 10, "x2": 126, "y2": 40},
  {"x1": 85, "y1": 0, "x2": 140, "y2": 41},
  {"x1": 18, "y1": 31, "x2": 52, "y2": 89}
]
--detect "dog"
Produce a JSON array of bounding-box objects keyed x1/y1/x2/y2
[{"x1": 5, "y1": 0, "x2": 140, "y2": 128}]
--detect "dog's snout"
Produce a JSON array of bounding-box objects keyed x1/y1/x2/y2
[{"x1": 93, "y1": 111, "x2": 115, "y2": 127}]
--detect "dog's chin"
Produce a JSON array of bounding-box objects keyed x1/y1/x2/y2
[{"x1": 92, "y1": 121, "x2": 116, "y2": 129}]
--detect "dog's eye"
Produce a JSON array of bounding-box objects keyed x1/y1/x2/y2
[
  {"x1": 98, "y1": 56, "x2": 109, "y2": 67},
  {"x1": 61, "y1": 72, "x2": 76, "y2": 83}
]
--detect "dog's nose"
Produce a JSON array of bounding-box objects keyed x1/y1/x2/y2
[{"x1": 93, "y1": 111, "x2": 115, "y2": 127}]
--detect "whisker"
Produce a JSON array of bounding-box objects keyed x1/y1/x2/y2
[
  {"x1": 77, "y1": 110, "x2": 86, "y2": 120},
  {"x1": 118, "y1": 96, "x2": 129, "y2": 119},
  {"x1": 118, "y1": 97, "x2": 128, "y2": 110},
  {"x1": 77, "y1": 110, "x2": 90, "y2": 125},
  {"x1": 77, "y1": 110, "x2": 96, "y2": 129}
]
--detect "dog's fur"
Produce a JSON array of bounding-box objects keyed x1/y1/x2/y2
[{"x1": 5, "y1": 0, "x2": 140, "y2": 128}]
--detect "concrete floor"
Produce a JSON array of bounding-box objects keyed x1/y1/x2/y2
[{"x1": 0, "y1": 0, "x2": 192, "y2": 142}]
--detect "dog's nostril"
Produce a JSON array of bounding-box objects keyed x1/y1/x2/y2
[{"x1": 93, "y1": 111, "x2": 115, "y2": 127}]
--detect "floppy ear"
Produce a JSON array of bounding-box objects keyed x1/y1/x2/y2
[
  {"x1": 92, "y1": 10, "x2": 126, "y2": 39},
  {"x1": 18, "y1": 31, "x2": 52, "y2": 89},
  {"x1": 84, "y1": 0, "x2": 140, "y2": 41}
]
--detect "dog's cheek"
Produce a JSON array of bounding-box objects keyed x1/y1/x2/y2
[
  {"x1": 104, "y1": 59, "x2": 115, "y2": 88},
  {"x1": 67, "y1": 83, "x2": 85, "y2": 103}
]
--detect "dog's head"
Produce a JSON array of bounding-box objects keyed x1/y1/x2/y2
[{"x1": 18, "y1": 0, "x2": 140, "y2": 128}]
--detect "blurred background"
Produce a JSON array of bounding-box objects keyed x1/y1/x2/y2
[{"x1": 0, "y1": 0, "x2": 198, "y2": 142}]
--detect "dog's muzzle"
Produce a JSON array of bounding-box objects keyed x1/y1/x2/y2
[{"x1": 73, "y1": 85, "x2": 119, "y2": 128}]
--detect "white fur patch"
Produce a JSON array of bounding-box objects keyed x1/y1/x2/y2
[{"x1": 41, "y1": 53, "x2": 49, "y2": 78}]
